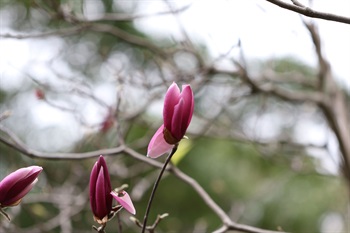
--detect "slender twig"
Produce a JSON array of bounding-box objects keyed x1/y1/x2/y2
[
  {"x1": 0, "y1": 208, "x2": 11, "y2": 221},
  {"x1": 0, "y1": 25, "x2": 89, "y2": 39},
  {"x1": 93, "y1": 223, "x2": 106, "y2": 233},
  {"x1": 0, "y1": 111, "x2": 11, "y2": 122},
  {"x1": 77, "y1": 4, "x2": 191, "y2": 22},
  {"x1": 89, "y1": 23, "x2": 167, "y2": 58},
  {"x1": 264, "y1": 0, "x2": 350, "y2": 24},
  {"x1": 131, "y1": 213, "x2": 169, "y2": 233},
  {"x1": 116, "y1": 211, "x2": 122, "y2": 233},
  {"x1": 0, "y1": 125, "x2": 125, "y2": 160},
  {"x1": 141, "y1": 145, "x2": 178, "y2": 233},
  {"x1": 300, "y1": 19, "x2": 350, "y2": 189}
]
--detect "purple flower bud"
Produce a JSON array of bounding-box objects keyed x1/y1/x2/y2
[
  {"x1": 0, "y1": 166, "x2": 43, "y2": 207},
  {"x1": 89, "y1": 156, "x2": 113, "y2": 224},
  {"x1": 148, "y1": 83, "x2": 194, "y2": 158},
  {"x1": 111, "y1": 190, "x2": 136, "y2": 215}
]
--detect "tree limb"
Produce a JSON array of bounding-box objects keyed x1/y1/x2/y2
[
  {"x1": 264, "y1": 0, "x2": 350, "y2": 24},
  {"x1": 302, "y1": 20, "x2": 350, "y2": 188},
  {"x1": 0, "y1": 125, "x2": 286, "y2": 233}
]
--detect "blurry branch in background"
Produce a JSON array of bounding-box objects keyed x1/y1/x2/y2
[
  {"x1": 24, "y1": 191, "x2": 87, "y2": 232},
  {"x1": 222, "y1": 19, "x2": 350, "y2": 190},
  {"x1": 169, "y1": 165, "x2": 286, "y2": 233},
  {"x1": 227, "y1": 62, "x2": 325, "y2": 104},
  {"x1": 0, "y1": 25, "x2": 89, "y2": 39},
  {"x1": 88, "y1": 23, "x2": 167, "y2": 58},
  {"x1": 0, "y1": 125, "x2": 286, "y2": 233},
  {"x1": 0, "y1": 3, "x2": 187, "y2": 58},
  {"x1": 71, "y1": 4, "x2": 191, "y2": 22},
  {"x1": 132, "y1": 213, "x2": 169, "y2": 233},
  {"x1": 0, "y1": 124, "x2": 159, "y2": 163},
  {"x1": 31, "y1": 75, "x2": 112, "y2": 128},
  {"x1": 0, "y1": 111, "x2": 12, "y2": 122},
  {"x1": 302, "y1": 21, "x2": 350, "y2": 186},
  {"x1": 262, "y1": 70, "x2": 317, "y2": 89},
  {"x1": 264, "y1": 0, "x2": 350, "y2": 24},
  {"x1": 0, "y1": 24, "x2": 166, "y2": 59}
]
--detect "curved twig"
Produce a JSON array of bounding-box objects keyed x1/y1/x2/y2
[{"x1": 264, "y1": 0, "x2": 350, "y2": 24}]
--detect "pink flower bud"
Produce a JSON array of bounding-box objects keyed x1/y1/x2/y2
[
  {"x1": 0, "y1": 166, "x2": 43, "y2": 207},
  {"x1": 111, "y1": 190, "x2": 136, "y2": 215},
  {"x1": 89, "y1": 156, "x2": 113, "y2": 224},
  {"x1": 147, "y1": 83, "x2": 194, "y2": 158}
]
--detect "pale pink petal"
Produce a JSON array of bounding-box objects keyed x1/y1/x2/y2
[
  {"x1": 163, "y1": 82, "x2": 180, "y2": 131},
  {"x1": 111, "y1": 190, "x2": 136, "y2": 215},
  {"x1": 147, "y1": 125, "x2": 173, "y2": 158}
]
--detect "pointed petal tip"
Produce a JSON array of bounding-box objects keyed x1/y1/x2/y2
[{"x1": 111, "y1": 191, "x2": 136, "y2": 215}]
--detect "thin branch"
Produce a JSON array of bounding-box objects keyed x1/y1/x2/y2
[
  {"x1": 264, "y1": 0, "x2": 350, "y2": 24},
  {"x1": 302, "y1": 20, "x2": 350, "y2": 187},
  {"x1": 0, "y1": 111, "x2": 11, "y2": 122},
  {"x1": 88, "y1": 23, "x2": 167, "y2": 58},
  {"x1": 0, "y1": 127, "x2": 121, "y2": 160},
  {"x1": 302, "y1": 21, "x2": 331, "y2": 91},
  {"x1": 0, "y1": 23, "x2": 167, "y2": 59},
  {"x1": 169, "y1": 165, "x2": 231, "y2": 226},
  {"x1": 170, "y1": 165, "x2": 285, "y2": 233},
  {"x1": 209, "y1": 55, "x2": 324, "y2": 104},
  {"x1": 80, "y1": 4, "x2": 191, "y2": 22},
  {"x1": 24, "y1": 191, "x2": 87, "y2": 233},
  {"x1": 262, "y1": 69, "x2": 317, "y2": 89},
  {"x1": 132, "y1": 213, "x2": 169, "y2": 233},
  {"x1": 141, "y1": 146, "x2": 178, "y2": 233},
  {"x1": 216, "y1": 64, "x2": 325, "y2": 104},
  {"x1": 0, "y1": 208, "x2": 11, "y2": 221},
  {"x1": 0, "y1": 25, "x2": 89, "y2": 39}
]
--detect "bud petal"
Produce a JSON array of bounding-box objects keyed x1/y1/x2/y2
[
  {"x1": 0, "y1": 166, "x2": 42, "y2": 207},
  {"x1": 111, "y1": 190, "x2": 136, "y2": 215},
  {"x1": 89, "y1": 156, "x2": 113, "y2": 222}
]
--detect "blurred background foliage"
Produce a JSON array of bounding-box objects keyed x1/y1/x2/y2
[{"x1": 0, "y1": 0, "x2": 349, "y2": 233}]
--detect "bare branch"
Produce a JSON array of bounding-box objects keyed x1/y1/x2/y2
[
  {"x1": 0, "y1": 25, "x2": 88, "y2": 39},
  {"x1": 303, "y1": 19, "x2": 350, "y2": 188},
  {"x1": 81, "y1": 4, "x2": 191, "y2": 22},
  {"x1": 88, "y1": 23, "x2": 167, "y2": 57},
  {"x1": 0, "y1": 111, "x2": 12, "y2": 122},
  {"x1": 214, "y1": 64, "x2": 325, "y2": 104},
  {"x1": 170, "y1": 165, "x2": 286, "y2": 233},
  {"x1": 264, "y1": 0, "x2": 350, "y2": 24},
  {"x1": 262, "y1": 69, "x2": 317, "y2": 89},
  {"x1": 0, "y1": 125, "x2": 286, "y2": 233}
]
